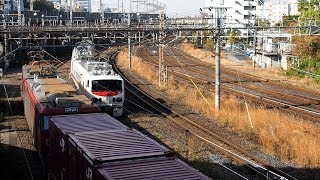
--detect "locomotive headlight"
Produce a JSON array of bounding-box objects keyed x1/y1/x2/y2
[
  {"x1": 91, "y1": 98, "x2": 98, "y2": 102},
  {"x1": 116, "y1": 97, "x2": 122, "y2": 102}
]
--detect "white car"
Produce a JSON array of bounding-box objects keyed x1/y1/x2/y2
[{"x1": 225, "y1": 44, "x2": 232, "y2": 51}]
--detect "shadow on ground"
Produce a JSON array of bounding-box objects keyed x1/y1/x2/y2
[
  {"x1": 119, "y1": 113, "x2": 320, "y2": 180},
  {"x1": 0, "y1": 143, "x2": 43, "y2": 180}
]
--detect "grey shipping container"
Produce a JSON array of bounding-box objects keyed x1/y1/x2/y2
[
  {"x1": 95, "y1": 157, "x2": 211, "y2": 180},
  {"x1": 67, "y1": 129, "x2": 171, "y2": 180},
  {"x1": 49, "y1": 113, "x2": 127, "y2": 180}
]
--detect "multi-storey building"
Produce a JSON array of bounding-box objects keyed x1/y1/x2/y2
[
  {"x1": 0, "y1": 0, "x2": 24, "y2": 12},
  {"x1": 288, "y1": 1, "x2": 298, "y2": 16},
  {"x1": 256, "y1": 0, "x2": 299, "y2": 26},
  {"x1": 54, "y1": 0, "x2": 91, "y2": 12},
  {"x1": 203, "y1": 0, "x2": 258, "y2": 34},
  {"x1": 75, "y1": 0, "x2": 91, "y2": 12}
]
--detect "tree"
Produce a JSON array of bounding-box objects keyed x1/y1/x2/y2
[
  {"x1": 286, "y1": 1, "x2": 320, "y2": 76},
  {"x1": 227, "y1": 30, "x2": 240, "y2": 44},
  {"x1": 292, "y1": 36, "x2": 320, "y2": 74},
  {"x1": 33, "y1": 0, "x2": 55, "y2": 12},
  {"x1": 298, "y1": 0, "x2": 320, "y2": 23},
  {"x1": 256, "y1": 18, "x2": 270, "y2": 27}
]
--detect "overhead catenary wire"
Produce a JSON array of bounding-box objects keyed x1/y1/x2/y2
[
  {"x1": 118, "y1": 61, "x2": 274, "y2": 179},
  {"x1": 174, "y1": 34, "x2": 255, "y2": 128},
  {"x1": 1, "y1": 76, "x2": 34, "y2": 180},
  {"x1": 64, "y1": 36, "x2": 292, "y2": 179},
  {"x1": 166, "y1": 46, "x2": 215, "y2": 111},
  {"x1": 125, "y1": 98, "x2": 251, "y2": 180},
  {"x1": 234, "y1": 65, "x2": 254, "y2": 129}
]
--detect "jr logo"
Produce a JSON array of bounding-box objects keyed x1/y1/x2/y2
[
  {"x1": 86, "y1": 167, "x2": 93, "y2": 180},
  {"x1": 60, "y1": 139, "x2": 65, "y2": 152}
]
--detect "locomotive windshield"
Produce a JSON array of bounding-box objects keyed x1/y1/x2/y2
[{"x1": 92, "y1": 80, "x2": 122, "y2": 96}]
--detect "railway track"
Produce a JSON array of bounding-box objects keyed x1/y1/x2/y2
[
  {"x1": 1, "y1": 73, "x2": 43, "y2": 180},
  {"x1": 137, "y1": 45, "x2": 320, "y2": 123},
  {"x1": 110, "y1": 52, "x2": 297, "y2": 180}
]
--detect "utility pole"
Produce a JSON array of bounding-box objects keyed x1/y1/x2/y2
[
  {"x1": 128, "y1": 13, "x2": 132, "y2": 69},
  {"x1": 30, "y1": 0, "x2": 33, "y2": 11},
  {"x1": 118, "y1": 0, "x2": 120, "y2": 12},
  {"x1": 122, "y1": 0, "x2": 124, "y2": 13},
  {"x1": 215, "y1": 9, "x2": 221, "y2": 112},
  {"x1": 70, "y1": 0, "x2": 73, "y2": 26},
  {"x1": 158, "y1": 11, "x2": 167, "y2": 88},
  {"x1": 253, "y1": 15, "x2": 257, "y2": 72},
  {"x1": 100, "y1": 0, "x2": 104, "y2": 24},
  {"x1": 4, "y1": 34, "x2": 8, "y2": 70},
  {"x1": 17, "y1": 0, "x2": 21, "y2": 26}
]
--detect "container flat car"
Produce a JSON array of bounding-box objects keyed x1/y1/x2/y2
[
  {"x1": 48, "y1": 113, "x2": 211, "y2": 180},
  {"x1": 49, "y1": 113, "x2": 127, "y2": 180},
  {"x1": 95, "y1": 157, "x2": 210, "y2": 180}
]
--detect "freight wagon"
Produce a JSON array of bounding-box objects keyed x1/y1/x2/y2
[
  {"x1": 22, "y1": 56, "x2": 210, "y2": 180},
  {"x1": 21, "y1": 61, "x2": 100, "y2": 156},
  {"x1": 48, "y1": 113, "x2": 211, "y2": 180},
  {"x1": 49, "y1": 113, "x2": 127, "y2": 180}
]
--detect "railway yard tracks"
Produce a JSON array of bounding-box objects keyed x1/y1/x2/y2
[
  {"x1": 1, "y1": 41, "x2": 319, "y2": 179},
  {"x1": 109, "y1": 50, "x2": 303, "y2": 179},
  {"x1": 137, "y1": 46, "x2": 320, "y2": 123},
  {"x1": 1, "y1": 72, "x2": 42, "y2": 180},
  {"x1": 0, "y1": 54, "x2": 82, "y2": 180}
]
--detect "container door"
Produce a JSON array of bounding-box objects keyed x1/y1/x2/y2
[{"x1": 68, "y1": 141, "x2": 78, "y2": 180}]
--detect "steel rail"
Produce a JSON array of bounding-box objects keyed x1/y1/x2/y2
[
  {"x1": 1, "y1": 77, "x2": 35, "y2": 180},
  {"x1": 140, "y1": 45, "x2": 320, "y2": 120},
  {"x1": 109, "y1": 51, "x2": 297, "y2": 180}
]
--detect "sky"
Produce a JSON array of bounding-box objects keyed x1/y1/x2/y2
[
  {"x1": 91, "y1": 0, "x2": 291, "y2": 17},
  {"x1": 161, "y1": 0, "x2": 205, "y2": 17},
  {"x1": 91, "y1": 0, "x2": 205, "y2": 17}
]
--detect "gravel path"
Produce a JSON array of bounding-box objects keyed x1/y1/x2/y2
[{"x1": 0, "y1": 69, "x2": 43, "y2": 180}]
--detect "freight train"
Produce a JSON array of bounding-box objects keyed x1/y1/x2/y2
[
  {"x1": 49, "y1": 113, "x2": 210, "y2": 180},
  {"x1": 22, "y1": 56, "x2": 210, "y2": 180},
  {"x1": 21, "y1": 60, "x2": 100, "y2": 155},
  {"x1": 70, "y1": 41, "x2": 124, "y2": 117}
]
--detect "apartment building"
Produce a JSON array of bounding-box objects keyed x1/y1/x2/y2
[
  {"x1": 0, "y1": 0, "x2": 24, "y2": 12},
  {"x1": 203, "y1": 0, "x2": 258, "y2": 34},
  {"x1": 75, "y1": 0, "x2": 91, "y2": 12},
  {"x1": 256, "y1": 0, "x2": 299, "y2": 26}
]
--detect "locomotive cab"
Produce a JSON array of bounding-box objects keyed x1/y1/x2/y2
[{"x1": 89, "y1": 78, "x2": 124, "y2": 117}]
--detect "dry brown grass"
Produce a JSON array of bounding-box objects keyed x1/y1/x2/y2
[
  {"x1": 180, "y1": 42, "x2": 320, "y2": 92},
  {"x1": 180, "y1": 43, "x2": 214, "y2": 62},
  {"x1": 116, "y1": 48, "x2": 320, "y2": 167},
  {"x1": 117, "y1": 48, "x2": 159, "y2": 84}
]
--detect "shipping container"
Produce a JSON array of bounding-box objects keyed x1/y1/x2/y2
[
  {"x1": 95, "y1": 157, "x2": 211, "y2": 180},
  {"x1": 49, "y1": 113, "x2": 127, "y2": 180},
  {"x1": 67, "y1": 129, "x2": 171, "y2": 180}
]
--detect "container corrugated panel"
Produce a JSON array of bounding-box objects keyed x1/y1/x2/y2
[
  {"x1": 70, "y1": 129, "x2": 170, "y2": 163},
  {"x1": 95, "y1": 157, "x2": 211, "y2": 180},
  {"x1": 68, "y1": 129, "x2": 171, "y2": 180},
  {"x1": 49, "y1": 113, "x2": 126, "y2": 180},
  {"x1": 50, "y1": 113, "x2": 127, "y2": 133}
]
